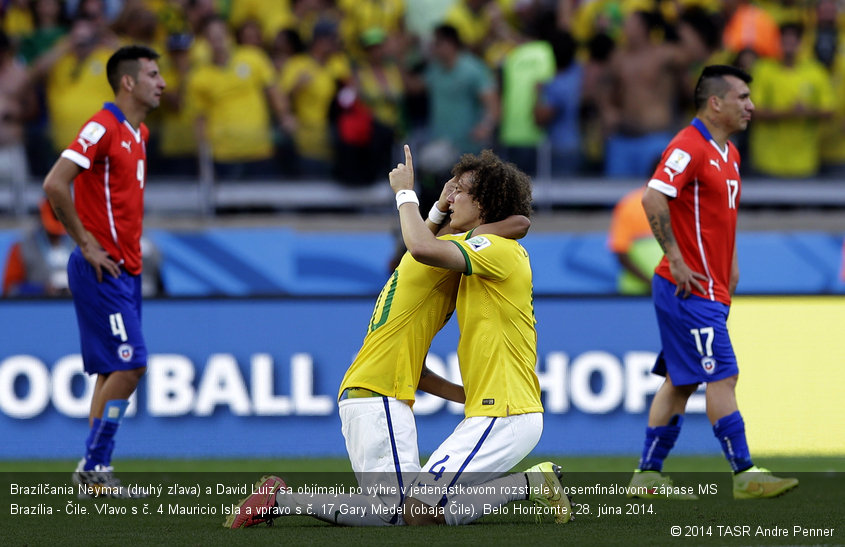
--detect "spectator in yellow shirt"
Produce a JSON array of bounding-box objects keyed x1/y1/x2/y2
[
  {"x1": 186, "y1": 15, "x2": 292, "y2": 179},
  {"x1": 1, "y1": 0, "x2": 34, "y2": 43},
  {"x1": 337, "y1": 0, "x2": 406, "y2": 62},
  {"x1": 354, "y1": 27, "x2": 403, "y2": 135},
  {"x1": 153, "y1": 33, "x2": 198, "y2": 176},
  {"x1": 749, "y1": 22, "x2": 834, "y2": 178},
  {"x1": 444, "y1": 0, "x2": 512, "y2": 57},
  {"x1": 278, "y1": 19, "x2": 346, "y2": 177},
  {"x1": 228, "y1": 0, "x2": 294, "y2": 46},
  {"x1": 32, "y1": 16, "x2": 115, "y2": 156}
]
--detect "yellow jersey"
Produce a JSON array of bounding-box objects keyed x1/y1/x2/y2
[
  {"x1": 278, "y1": 53, "x2": 343, "y2": 161},
  {"x1": 228, "y1": 0, "x2": 294, "y2": 43},
  {"x1": 444, "y1": 233, "x2": 542, "y2": 417},
  {"x1": 155, "y1": 56, "x2": 198, "y2": 157},
  {"x1": 185, "y1": 45, "x2": 276, "y2": 162},
  {"x1": 820, "y1": 52, "x2": 845, "y2": 165},
  {"x1": 355, "y1": 61, "x2": 404, "y2": 129},
  {"x1": 46, "y1": 47, "x2": 114, "y2": 151},
  {"x1": 338, "y1": 0, "x2": 405, "y2": 59},
  {"x1": 750, "y1": 57, "x2": 835, "y2": 177},
  {"x1": 338, "y1": 251, "x2": 460, "y2": 402},
  {"x1": 444, "y1": 1, "x2": 491, "y2": 50}
]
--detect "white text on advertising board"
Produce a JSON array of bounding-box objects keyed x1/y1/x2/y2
[{"x1": 0, "y1": 351, "x2": 705, "y2": 418}]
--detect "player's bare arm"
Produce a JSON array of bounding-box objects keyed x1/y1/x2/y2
[
  {"x1": 729, "y1": 246, "x2": 739, "y2": 296},
  {"x1": 642, "y1": 187, "x2": 706, "y2": 298},
  {"x1": 390, "y1": 145, "x2": 468, "y2": 271},
  {"x1": 475, "y1": 215, "x2": 530, "y2": 239},
  {"x1": 418, "y1": 366, "x2": 465, "y2": 404},
  {"x1": 43, "y1": 157, "x2": 120, "y2": 282}
]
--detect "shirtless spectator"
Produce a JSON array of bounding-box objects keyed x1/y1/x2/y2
[{"x1": 598, "y1": 10, "x2": 683, "y2": 178}]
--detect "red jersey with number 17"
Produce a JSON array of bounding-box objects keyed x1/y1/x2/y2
[
  {"x1": 61, "y1": 103, "x2": 147, "y2": 275},
  {"x1": 647, "y1": 118, "x2": 740, "y2": 305}
]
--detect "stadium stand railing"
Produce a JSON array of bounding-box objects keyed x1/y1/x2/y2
[{"x1": 4, "y1": 177, "x2": 845, "y2": 217}]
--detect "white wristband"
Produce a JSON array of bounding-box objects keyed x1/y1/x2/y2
[
  {"x1": 395, "y1": 189, "x2": 419, "y2": 209},
  {"x1": 427, "y1": 203, "x2": 448, "y2": 224}
]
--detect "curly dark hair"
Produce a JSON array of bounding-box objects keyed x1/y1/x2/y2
[{"x1": 451, "y1": 150, "x2": 533, "y2": 223}]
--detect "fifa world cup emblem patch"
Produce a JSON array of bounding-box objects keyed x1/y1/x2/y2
[
  {"x1": 700, "y1": 356, "x2": 716, "y2": 374},
  {"x1": 118, "y1": 343, "x2": 134, "y2": 362}
]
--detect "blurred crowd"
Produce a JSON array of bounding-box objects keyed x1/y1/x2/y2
[{"x1": 2, "y1": 0, "x2": 845, "y2": 193}]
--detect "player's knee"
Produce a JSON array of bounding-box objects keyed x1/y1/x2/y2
[
  {"x1": 118, "y1": 366, "x2": 146, "y2": 388},
  {"x1": 402, "y1": 497, "x2": 442, "y2": 526},
  {"x1": 129, "y1": 366, "x2": 146, "y2": 381},
  {"x1": 664, "y1": 379, "x2": 698, "y2": 398},
  {"x1": 677, "y1": 383, "x2": 699, "y2": 397},
  {"x1": 707, "y1": 374, "x2": 738, "y2": 392}
]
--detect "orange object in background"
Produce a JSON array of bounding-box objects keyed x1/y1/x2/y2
[{"x1": 723, "y1": 3, "x2": 782, "y2": 59}]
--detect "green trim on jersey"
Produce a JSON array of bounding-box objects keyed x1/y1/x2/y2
[{"x1": 450, "y1": 240, "x2": 472, "y2": 274}]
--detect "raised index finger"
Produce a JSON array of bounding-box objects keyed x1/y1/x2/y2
[{"x1": 404, "y1": 144, "x2": 413, "y2": 170}]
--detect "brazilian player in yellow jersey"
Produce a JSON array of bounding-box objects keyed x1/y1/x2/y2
[
  {"x1": 330, "y1": 174, "x2": 529, "y2": 526},
  {"x1": 391, "y1": 146, "x2": 540, "y2": 418},
  {"x1": 440, "y1": 229, "x2": 541, "y2": 417},
  {"x1": 338, "y1": 186, "x2": 530, "y2": 404},
  {"x1": 225, "y1": 148, "x2": 565, "y2": 529},
  {"x1": 337, "y1": 249, "x2": 461, "y2": 404},
  {"x1": 227, "y1": 180, "x2": 530, "y2": 529},
  {"x1": 391, "y1": 145, "x2": 572, "y2": 527}
]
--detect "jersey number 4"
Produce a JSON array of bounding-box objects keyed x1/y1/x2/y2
[{"x1": 110, "y1": 312, "x2": 128, "y2": 342}]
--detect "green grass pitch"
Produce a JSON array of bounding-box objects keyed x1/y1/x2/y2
[{"x1": 2, "y1": 456, "x2": 843, "y2": 546}]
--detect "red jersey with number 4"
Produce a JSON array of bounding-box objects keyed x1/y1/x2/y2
[
  {"x1": 61, "y1": 103, "x2": 147, "y2": 274},
  {"x1": 647, "y1": 119, "x2": 740, "y2": 305}
]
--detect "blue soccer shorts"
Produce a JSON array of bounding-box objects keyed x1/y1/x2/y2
[
  {"x1": 67, "y1": 247, "x2": 147, "y2": 374},
  {"x1": 651, "y1": 275, "x2": 738, "y2": 386}
]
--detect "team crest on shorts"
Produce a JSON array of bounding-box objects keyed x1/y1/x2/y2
[
  {"x1": 700, "y1": 356, "x2": 716, "y2": 374},
  {"x1": 118, "y1": 343, "x2": 134, "y2": 362}
]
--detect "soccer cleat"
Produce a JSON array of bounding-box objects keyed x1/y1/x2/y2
[
  {"x1": 524, "y1": 461, "x2": 573, "y2": 524},
  {"x1": 73, "y1": 458, "x2": 148, "y2": 499},
  {"x1": 626, "y1": 470, "x2": 698, "y2": 500},
  {"x1": 224, "y1": 475, "x2": 286, "y2": 529},
  {"x1": 733, "y1": 466, "x2": 798, "y2": 499}
]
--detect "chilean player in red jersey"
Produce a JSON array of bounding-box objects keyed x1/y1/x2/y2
[
  {"x1": 627, "y1": 65, "x2": 798, "y2": 499},
  {"x1": 43, "y1": 45, "x2": 165, "y2": 496}
]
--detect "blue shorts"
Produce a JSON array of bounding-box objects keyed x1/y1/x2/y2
[
  {"x1": 651, "y1": 275, "x2": 738, "y2": 386},
  {"x1": 67, "y1": 248, "x2": 147, "y2": 374}
]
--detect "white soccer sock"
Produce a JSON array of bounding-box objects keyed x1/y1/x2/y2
[
  {"x1": 442, "y1": 473, "x2": 528, "y2": 526},
  {"x1": 276, "y1": 491, "x2": 395, "y2": 527}
]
